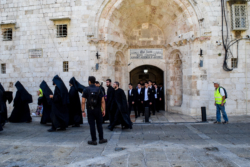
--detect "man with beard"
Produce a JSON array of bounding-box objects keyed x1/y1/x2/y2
[
  {"x1": 0, "y1": 83, "x2": 13, "y2": 131},
  {"x1": 82, "y1": 76, "x2": 107, "y2": 145},
  {"x1": 148, "y1": 80, "x2": 155, "y2": 115},
  {"x1": 9, "y1": 81, "x2": 33, "y2": 123},
  {"x1": 48, "y1": 75, "x2": 69, "y2": 132},
  {"x1": 108, "y1": 81, "x2": 132, "y2": 131},
  {"x1": 39, "y1": 81, "x2": 53, "y2": 124},
  {"x1": 68, "y1": 77, "x2": 85, "y2": 127},
  {"x1": 106, "y1": 79, "x2": 115, "y2": 127}
]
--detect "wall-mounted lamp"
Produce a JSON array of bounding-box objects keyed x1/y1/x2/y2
[
  {"x1": 144, "y1": 68, "x2": 148, "y2": 74},
  {"x1": 199, "y1": 49, "x2": 203, "y2": 67},
  {"x1": 96, "y1": 52, "x2": 100, "y2": 59},
  {"x1": 199, "y1": 49, "x2": 203, "y2": 57},
  {"x1": 96, "y1": 63, "x2": 99, "y2": 71}
]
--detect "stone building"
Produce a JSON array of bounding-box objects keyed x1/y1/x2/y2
[{"x1": 0, "y1": 0, "x2": 249, "y2": 116}]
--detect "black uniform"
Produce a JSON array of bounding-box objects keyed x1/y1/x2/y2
[
  {"x1": 0, "y1": 83, "x2": 13, "y2": 130},
  {"x1": 154, "y1": 88, "x2": 161, "y2": 113},
  {"x1": 135, "y1": 88, "x2": 143, "y2": 117},
  {"x1": 68, "y1": 77, "x2": 85, "y2": 127},
  {"x1": 110, "y1": 88, "x2": 132, "y2": 130},
  {"x1": 9, "y1": 81, "x2": 32, "y2": 123},
  {"x1": 50, "y1": 75, "x2": 69, "y2": 130},
  {"x1": 82, "y1": 84, "x2": 104, "y2": 141},
  {"x1": 128, "y1": 89, "x2": 136, "y2": 116},
  {"x1": 106, "y1": 86, "x2": 115, "y2": 125},
  {"x1": 39, "y1": 81, "x2": 53, "y2": 124},
  {"x1": 141, "y1": 87, "x2": 152, "y2": 116},
  {"x1": 148, "y1": 86, "x2": 155, "y2": 114},
  {"x1": 159, "y1": 87, "x2": 164, "y2": 110}
]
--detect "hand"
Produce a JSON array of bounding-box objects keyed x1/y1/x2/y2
[
  {"x1": 49, "y1": 95, "x2": 53, "y2": 99},
  {"x1": 102, "y1": 110, "x2": 106, "y2": 117},
  {"x1": 132, "y1": 102, "x2": 134, "y2": 104},
  {"x1": 141, "y1": 101, "x2": 143, "y2": 104},
  {"x1": 82, "y1": 112, "x2": 86, "y2": 118},
  {"x1": 150, "y1": 102, "x2": 152, "y2": 105},
  {"x1": 214, "y1": 103, "x2": 216, "y2": 106},
  {"x1": 221, "y1": 103, "x2": 224, "y2": 106},
  {"x1": 159, "y1": 98, "x2": 162, "y2": 101}
]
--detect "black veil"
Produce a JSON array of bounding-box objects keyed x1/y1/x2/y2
[
  {"x1": 52, "y1": 75, "x2": 69, "y2": 105},
  {"x1": 15, "y1": 81, "x2": 33, "y2": 103},
  {"x1": 69, "y1": 77, "x2": 86, "y2": 94},
  {"x1": 40, "y1": 81, "x2": 53, "y2": 104}
]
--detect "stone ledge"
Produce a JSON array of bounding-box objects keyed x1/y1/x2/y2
[
  {"x1": 49, "y1": 17, "x2": 71, "y2": 21},
  {"x1": 0, "y1": 20, "x2": 16, "y2": 25}
]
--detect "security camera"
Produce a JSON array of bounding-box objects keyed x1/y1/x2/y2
[{"x1": 178, "y1": 34, "x2": 182, "y2": 38}]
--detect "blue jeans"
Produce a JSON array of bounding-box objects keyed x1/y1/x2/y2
[{"x1": 216, "y1": 104, "x2": 229, "y2": 122}]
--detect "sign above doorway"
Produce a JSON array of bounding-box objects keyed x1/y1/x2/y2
[{"x1": 130, "y1": 49, "x2": 163, "y2": 59}]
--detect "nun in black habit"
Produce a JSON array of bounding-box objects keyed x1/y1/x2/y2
[
  {"x1": 68, "y1": 77, "x2": 86, "y2": 127},
  {"x1": 109, "y1": 85, "x2": 133, "y2": 131},
  {"x1": 48, "y1": 75, "x2": 70, "y2": 132},
  {"x1": 9, "y1": 81, "x2": 32, "y2": 123},
  {"x1": 0, "y1": 83, "x2": 13, "y2": 130},
  {"x1": 39, "y1": 81, "x2": 53, "y2": 124}
]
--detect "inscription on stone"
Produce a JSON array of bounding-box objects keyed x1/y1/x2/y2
[
  {"x1": 29, "y1": 49, "x2": 43, "y2": 58},
  {"x1": 130, "y1": 49, "x2": 163, "y2": 59}
]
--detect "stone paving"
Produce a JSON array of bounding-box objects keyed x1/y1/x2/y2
[{"x1": 0, "y1": 117, "x2": 250, "y2": 167}]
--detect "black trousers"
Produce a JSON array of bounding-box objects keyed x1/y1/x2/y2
[
  {"x1": 150, "y1": 99, "x2": 155, "y2": 114},
  {"x1": 154, "y1": 98, "x2": 160, "y2": 112},
  {"x1": 0, "y1": 114, "x2": 3, "y2": 131},
  {"x1": 87, "y1": 109, "x2": 104, "y2": 141},
  {"x1": 135, "y1": 100, "x2": 142, "y2": 116},
  {"x1": 128, "y1": 102, "x2": 137, "y2": 116},
  {"x1": 109, "y1": 107, "x2": 115, "y2": 126}
]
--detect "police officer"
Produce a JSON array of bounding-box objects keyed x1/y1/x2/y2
[{"x1": 82, "y1": 76, "x2": 107, "y2": 145}]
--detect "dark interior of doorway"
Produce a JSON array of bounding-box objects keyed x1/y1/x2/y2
[{"x1": 130, "y1": 65, "x2": 165, "y2": 110}]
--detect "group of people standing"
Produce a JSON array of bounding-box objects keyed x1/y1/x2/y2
[{"x1": 127, "y1": 80, "x2": 164, "y2": 118}]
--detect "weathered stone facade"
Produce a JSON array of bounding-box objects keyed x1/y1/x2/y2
[{"x1": 0, "y1": 0, "x2": 250, "y2": 116}]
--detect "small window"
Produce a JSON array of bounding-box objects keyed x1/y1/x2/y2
[
  {"x1": 1, "y1": 64, "x2": 6, "y2": 74},
  {"x1": 57, "y1": 24, "x2": 67, "y2": 38},
  {"x1": 231, "y1": 4, "x2": 248, "y2": 30},
  {"x1": 231, "y1": 58, "x2": 238, "y2": 68},
  {"x1": 2, "y1": 28, "x2": 12, "y2": 41},
  {"x1": 63, "y1": 61, "x2": 68, "y2": 72}
]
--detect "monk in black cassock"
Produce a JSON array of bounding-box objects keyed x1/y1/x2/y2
[
  {"x1": 0, "y1": 83, "x2": 13, "y2": 131},
  {"x1": 9, "y1": 81, "x2": 32, "y2": 123},
  {"x1": 108, "y1": 81, "x2": 132, "y2": 131},
  {"x1": 39, "y1": 81, "x2": 53, "y2": 124},
  {"x1": 68, "y1": 77, "x2": 86, "y2": 127},
  {"x1": 48, "y1": 75, "x2": 69, "y2": 132}
]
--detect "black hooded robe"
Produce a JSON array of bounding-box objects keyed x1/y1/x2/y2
[
  {"x1": 50, "y1": 75, "x2": 69, "y2": 129},
  {"x1": 9, "y1": 82, "x2": 32, "y2": 123},
  {"x1": 39, "y1": 81, "x2": 53, "y2": 124},
  {"x1": 105, "y1": 86, "x2": 115, "y2": 123},
  {"x1": 68, "y1": 77, "x2": 84, "y2": 126},
  {"x1": 0, "y1": 84, "x2": 13, "y2": 128},
  {"x1": 111, "y1": 88, "x2": 132, "y2": 129}
]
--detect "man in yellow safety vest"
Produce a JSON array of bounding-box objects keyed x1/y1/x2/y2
[{"x1": 213, "y1": 81, "x2": 229, "y2": 124}]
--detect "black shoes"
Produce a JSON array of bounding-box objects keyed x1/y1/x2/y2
[
  {"x1": 214, "y1": 121, "x2": 221, "y2": 124},
  {"x1": 88, "y1": 141, "x2": 97, "y2": 145},
  {"x1": 99, "y1": 139, "x2": 108, "y2": 144},
  {"x1": 223, "y1": 121, "x2": 229, "y2": 124},
  {"x1": 72, "y1": 124, "x2": 80, "y2": 127},
  {"x1": 47, "y1": 128, "x2": 56, "y2": 132}
]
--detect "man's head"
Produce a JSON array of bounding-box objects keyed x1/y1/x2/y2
[
  {"x1": 137, "y1": 83, "x2": 141, "y2": 89},
  {"x1": 106, "y1": 79, "x2": 111, "y2": 87},
  {"x1": 113, "y1": 81, "x2": 119, "y2": 89},
  {"x1": 88, "y1": 76, "x2": 96, "y2": 85},
  {"x1": 145, "y1": 82, "x2": 148, "y2": 88},
  {"x1": 154, "y1": 84, "x2": 158, "y2": 89},
  {"x1": 148, "y1": 80, "x2": 152, "y2": 86},
  {"x1": 128, "y1": 83, "x2": 133, "y2": 90},
  {"x1": 159, "y1": 83, "x2": 163, "y2": 88},
  {"x1": 153, "y1": 81, "x2": 156, "y2": 86},
  {"x1": 213, "y1": 81, "x2": 220, "y2": 89},
  {"x1": 95, "y1": 81, "x2": 100, "y2": 87}
]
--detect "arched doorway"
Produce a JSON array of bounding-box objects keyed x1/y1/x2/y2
[{"x1": 130, "y1": 65, "x2": 165, "y2": 111}]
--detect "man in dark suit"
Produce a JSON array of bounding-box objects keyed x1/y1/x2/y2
[
  {"x1": 154, "y1": 84, "x2": 161, "y2": 113},
  {"x1": 159, "y1": 83, "x2": 164, "y2": 110},
  {"x1": 128, "y1": 83, "x2": 137, "y2": 117},
  {"x1": 135, "y1": 83, "x2": 143, "y2": 117},
  {"x1": 141, "y1": 82, "x2": 152, "y2": 117},
  {"x1": 148, "y1": 80, "x2": 155, "y2": 115},
  {"x1": 106, "y1": 79, "x2": 115, "y2": 128}
]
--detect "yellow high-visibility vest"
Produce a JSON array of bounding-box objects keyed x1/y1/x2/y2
[{"x1": 214, "y1": 87, "x2": 226, "y2": 104}]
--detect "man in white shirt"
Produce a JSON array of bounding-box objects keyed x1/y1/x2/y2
[
  {"x1": 148, "y1": 80, "x2": 155, "y2": 115},
  {"x1": 154, "y1": 84, "x2": 161, "y2": 113},
  {"x1": 135, "y1": 83, "x2": 142, "y2": 117},
  {"x1": 128, "y1": 83, "x2": 136, "y2": 117},
  {"x1": 141, "y1": 82, "x2": 152, "y2": 116}
]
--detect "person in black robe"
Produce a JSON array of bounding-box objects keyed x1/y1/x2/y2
[
  {"x1": 39, "y1": 81, "x2": 53, "y2": 124},
  {"x1": 68, "y1": 77, "x2": 85, "y2": 127},
  {"x1": 108, "y1": 81, "x2": 132, "y2": 131},
  {"x1": 105, "y1": 79, "x2": 115, "y2": 126},
  {"x1": 0, "y1": 83, "x2": 13, "y2": 130},
  {"x1": 48, "y1": 75, "x2": 70, "y2": 132},
  {"x1": 9, "y1": 81, "x2": 32, "y2": 123}
]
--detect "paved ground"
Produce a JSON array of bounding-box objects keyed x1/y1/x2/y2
[{"x1": 0, "y1": 117, "x2": 250, "y2": 167}]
